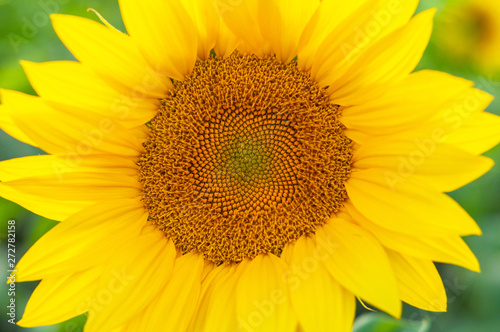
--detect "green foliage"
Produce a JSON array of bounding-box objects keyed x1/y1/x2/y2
[{"x1": 353, "y1": 314, "x2": 431, "y2": 332}]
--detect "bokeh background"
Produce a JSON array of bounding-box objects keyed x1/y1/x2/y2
[{"x1": 0, "y1": 0, "x2": 499, "y2": 331}]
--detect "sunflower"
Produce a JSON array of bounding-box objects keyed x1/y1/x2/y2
[
  {"x1": 2, "y1": 0, "x2": 500, "y2": 331},
  {"x1": 435, "y1": 0, "x2": 500, "y2": 74}
]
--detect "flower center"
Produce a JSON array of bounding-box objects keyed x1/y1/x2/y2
[{"x1": 138, "y1": 52, "x2": 353, "y2": 264}]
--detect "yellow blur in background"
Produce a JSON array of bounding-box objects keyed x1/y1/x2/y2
[{"x1": 435, "y1": 0, "x2": 500, "y2": 75}]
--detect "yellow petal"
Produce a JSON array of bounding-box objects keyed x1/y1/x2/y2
[
  {"x1": 386, "y1": 250, "x2": 447, "y2": 312},
  {"x1": 353, "y1": 139, "x2": 494, "y2": 192},
  {"x1": 446, "y1": 112, "x2": 500, "y2": 155},
  {"x1": 180, "y1": 0, "x2": 219, "y2": 59},
  {"x1": 387, "y1": 88, "x2": 493, "y2": 145},
  {"x1": 327, "y1": 9, "x2": 436, "y2": 106},
  {"x1": 298, "y1": 0, "x2": 365, "y2": 71},
  {"x1": 317, "y1": 218, "x2": 401, "y2": 318},
  {"x1": 236, "y1": 254, "x2": 297, "y2": 332},
  {"x1": 0, "y1": 186, "x2": 85, "y2": 221},
  {"x1": 14, "y1": 199, "x2": 146, "y2": 281},
  {"x1": 0, "y1": 172, "x2": 140, "y2": 210},
  {"x1": 346, "y1": 168, "x2": 482, "y2": 236},
  {"x1": 0, "y1": 168, "x2": 141, "y2": 221},
  {"x1": 21, "y1": 60, "x2": 159, "y2": 128},
  {"x1": 217, "y1": 0, "x2": 270, "y2": 56},
  {"x1": 50, "y1": 14, "x2": 171, "y2": 94},
  {"x1": 109, "y1": 326, "x2": 126, "y2": 332},
  {"x1": 0, "y1": 154, "x2": 137, "y2": 182},
  {"x1": 0, "y1": 105, "x2": 38, "y2": 147},
  {"x1": 282, "y1": 235, "x2": 355, "y2": 332},
  {"x1": 139, "y1": 252, "x2": 204, "y2": 331},
  {"x1": 374, "y1": 0, "x2": 420, "y2": 39},
  {"x1": 344, "y1": 202, "x2": 481, "y2": 272},
  {"x1": 344, "y1": 128, "x2": 372, "y2": 145},
  {"x1": 308, "y1": 0, "x2": 418, "y2": 78},
  {"x1": 118, "y1": 0, "x2": 197, "y2": 80},
  {"x1": 118, "y1": 316, "x2": 141, "y2": 332},
  {"x1": 0, "y1": 89, "x2": 146, "y2": 156},
  {"x1": 180, "y1": 0, "x2": 239, "y2": 58},
  {"x1": 304, "y1": 0, "x2": 378, "y2": 76},
  {"x1": 190, "y1": 264, "x2": 242, "y2": 332},
  {"x1": 341, "y1": 70, "x2": 473, "y2": 135},
  {"x1": 202, "y1": 261, "x2": 217, "y2": 282},
  {"x1": 85, "y1": 234, "x2": 177, "y2": 332},
  {"x1": 18, "y1": 266, "x2": 104, "y2": 327},
  {"x1": 258, "y1": 0, "x2": 319, "y2": 63},
  {"x1": 215, "y1": 20, "x2": 240, "y2": 58}
]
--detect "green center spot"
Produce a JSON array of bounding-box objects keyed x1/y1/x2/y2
[{"x1": 226, "y1": 137, "x2": 269, "y2": 181}]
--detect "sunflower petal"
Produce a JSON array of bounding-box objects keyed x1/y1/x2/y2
[
  {"x1": 342, "y1": 70, "x2": 473, "y2": 135},
  {"x1": 0, "y1": 186, "x2": 86, "y2": 221},
  {"x1": 0, "y1": 172, "x2": 140, "y2": 209},
  {"x1": 386, "y1": 250, "x2": 447, "y2": 312},
  {"x1": 374, "y1": 0, "x2": 420, "y2": 38},
  {"x1": 317, "y1": 218, "x2": 401, "y2": 318},
  {"x1": 446, "y1": 112, "x2": 500, "y2": 155},
  {"x1": 180, "y1": 0, "x2": 220, "y2": 59},
  {"x1": 236, "y1": 254, "x2": 297, "y2": 332},
  {"x1": 21, "y1": 60, "x2": 159, "y2": 128},
  {"x1": 0, "y1": 154, "x2": 137, "y2": 182},
  {"x1": 344, "y1": 202, "x2": 481, "y2": 272},
  {"x1": 0, "y1": 105, "x2": 38, "y2": 147},
  {"x1": 0, "y1": 169, "x2": 142, "y2": 222},
  {"x1": 306, "y1": 0, "x2": 378, "y2": 77},
  {"x1": 379, "y1": 88, "x2": 494, "y2": 147},
  {"x1": 85, "y1": 234, "x2": 177, "y2": 332},
  {"x1": 18, "y1": 266, "x2": 104, "y2": 327},
  {"x1": 0, "y1": 89, "x2": 146, "y2": 156},
  {"x1": 307, "y1": 0, "x2": 418, "y2": 77},
  {"x1": 215, "y1": 20, "x2": 240, "y2": 58},
  {"x1": 191, "y1": 264, "x2": 243, "y2": 332},
  {"x1": 327, "y1": 9, "x2": 435, "y2": 105},
  {"x1": 258, "y1": 0, "x2": 319, "y2": 63},
  {"x1": 50, "y1": 14, "x2": 171, "y2": 94},
  {"x1": 14, "y1": 199, "x2": 146, "y2": 281},
  {"x1": 353, "y1": 139, "x2": 494, "y2": 192},
  {"x1": 298, "y1": 0, "x2": 365, "y2": 71},
  {"x1": 119, "y1": 0, "x2": 197, "y2": 80},
  {"x1": 346, "y1": 168, "x2": 482, "y2": 236},
  {"x1": 282, "y1": 235, "x2": 355, "y2": 332},
  {"x1": 216, "y1": 0, "x2": 270, "y2": 56},
  {"x1": 139, "y1": 252, "x2": 204, "y2": 331}
]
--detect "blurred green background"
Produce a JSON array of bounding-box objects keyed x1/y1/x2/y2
[{"x1": 0, "y1": 0, "x2": 499, "y2": 331}]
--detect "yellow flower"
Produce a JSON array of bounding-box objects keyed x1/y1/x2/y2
[
  {"x1": 1, "y1": 0, "x2": 500, "y2": 331},
  {"x1": 435, "y1": 0, "x2": 500, "y2": 74}
]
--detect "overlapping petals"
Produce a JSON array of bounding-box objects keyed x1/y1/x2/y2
[{"x1": 1, "y1": 1, "x2": 498, "y2": 332}]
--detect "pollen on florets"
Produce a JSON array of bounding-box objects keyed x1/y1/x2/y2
[{"x1": 138, "y1": 52, "x2": 353, "y2": 264}]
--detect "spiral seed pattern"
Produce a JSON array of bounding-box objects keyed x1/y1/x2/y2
[{"x1": 138, "y1": 52, "x2": 353, "y2": 264}]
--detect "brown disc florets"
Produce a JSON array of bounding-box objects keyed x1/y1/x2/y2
[{"x1": 138, "y1": 52, "x2": 353, "y2": 264}]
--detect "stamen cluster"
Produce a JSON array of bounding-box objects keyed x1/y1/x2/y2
[{"x1": 138, "y1": 52, "x2": 352, "y2": 264}]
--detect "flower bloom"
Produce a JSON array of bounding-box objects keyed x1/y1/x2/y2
[{"x1": 1, "y1": 0, "x2": 500, "y2": 331}]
